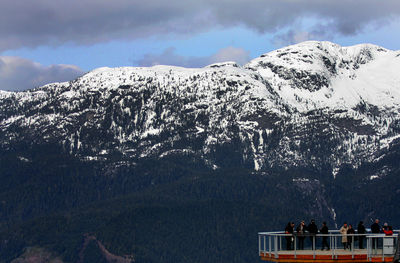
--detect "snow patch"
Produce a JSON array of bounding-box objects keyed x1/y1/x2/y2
[
  {"x1": 17, "y1": 156, "x2": 31, "y2": 162},
  {"x1": 292, "y1": 178, "x2": 310, "y2": 182}
]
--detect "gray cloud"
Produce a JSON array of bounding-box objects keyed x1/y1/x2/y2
[
  {"x1": 210, "y1": 47, "x2": 251, "y2": 65},
  {"x1": 0, "y1": 56, "x2": 83, "y2": 91},
  {"x1": 273, "y1": 26, "x2": 334, "y2": 47},
  {"x1": 137, "y1": 46, "x2": 250, "y2": 68},
  {"x1": 1, "y1": 0, "x2": 400, "y2": 51}
]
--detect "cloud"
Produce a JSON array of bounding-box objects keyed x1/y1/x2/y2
[
  {"x1": 0, "y1": 56, "x2": 83, "y2": 91},
  {"x1": 137, "y1": 46, "x2": 250, "y2": 68},
  {"x1": 273, "y1": 27, "x2": 333, "y2": 47},
  {"x1": 0, "y1": 47, "x2": 249, "y2": 92},
  {"x1": 1, "y1": 0, "x2": 400, "y2": 51},
  {"x1": 137, "y1": 48, "x2": 209, "y2": 68},
  {"x1": 210, "y1": 47, "x2": 250, "y2": 66}
]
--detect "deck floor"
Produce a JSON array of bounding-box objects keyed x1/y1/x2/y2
[
  {"x1": 260, "y1": 249, "x2": 394, "y2": 262},
  {"x1": 278, "y1": 248, "x2": 375, "y2": 255}
]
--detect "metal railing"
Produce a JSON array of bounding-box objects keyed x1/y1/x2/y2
[{"x1": 258, "y1": 230, "x2": 399, "y2": 261}]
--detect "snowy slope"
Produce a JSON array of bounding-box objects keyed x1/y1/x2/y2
[
  {"x1": 246, "y1": 41, "x2": 400, "y2": 112},
  {"x1": 1, "y1": 41, "x2": 400, "y2": 175}
]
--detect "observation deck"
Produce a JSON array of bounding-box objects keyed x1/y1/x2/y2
[{"x1": 259, "y1": 230, "x2": 400, "y2": 263}]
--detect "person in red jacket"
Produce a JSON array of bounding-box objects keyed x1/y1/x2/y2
[{"x1": 383, "y1": 225, "x2": 393, "y2": 236}]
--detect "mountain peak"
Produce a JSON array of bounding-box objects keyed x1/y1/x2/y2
[
  {"x1": 245, "y1": 41, "x2": 399, "y2": 112},
  {"x1": 249, "y1": 41, "x2": 391, "y2": 68},
  {"x1": 1, "y1": 41, "x2": 400, "y2": 172}
]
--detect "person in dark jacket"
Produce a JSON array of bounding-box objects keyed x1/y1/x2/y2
[
  {"x1": 296, "y1": 220, "x2": 306, "y2": 250},
  {"x1": 371, "y1": 219, "x2": 381, "y2": 249},
  {"x1": 285, "y1": 222, "x2": 295, "y2": 250},
  {"x1": 357, "y1": 221, "x2": 366, "y2": 249},
  {"x1": 320, "y1": 221, "x2": 330, "y2": 250},
  {"x1": 347, "y1": 224, "x2": 355, "y2": 249},
  {"x1": 308, "y1": 219, "x2": 318, "y2": 250}
]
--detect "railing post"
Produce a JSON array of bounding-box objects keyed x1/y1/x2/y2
[
  {"x1": 313, "y1": 235, "x2": 316, "y2": 259},
  {"x1": 269, "y1": 235, "x2": 271, "y2": 255},
  {"x1": 371, "y1": 235, "x2": 374, "y2": 256},
  {"x1": 367, "y1": 236, "x2": 370, "y2": 260},
  {"x1": 352, "y1": 234, "x2": 354, "y2": 259},
  {"x1": 263, "y1": 235, "x2": 266, "y2": 256},
  {"x1": 394, "y1": 234, "x2": 400, "y2": 262},
  {"x1": 294, "y1": 234, "x2": 297, "y2": 259},
  {"x1": 274, "y1": 234, "x2": 278, "y2": 258},
  {"x1": 334, "y1": 234, "x2": 337, "y2": 259}
]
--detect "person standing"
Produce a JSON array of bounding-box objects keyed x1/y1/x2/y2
[
  {"x1": 296, "y1": 221, "x2": 306, "y2": 250},
  {"x1": 340, "y1": 222, "x2": 348, "y2": 249},
  {"x1": 357, "y1": 221, "x2": 366, "y2": 249},
  {"x1": 371, "y1": 219, "x2": 381, "y2": 249},
  {"x1": 320, "y1": 221, "x2": 330, "y2": 250},
  {"x1": 308, "y1": 219, "x2": 318, "y2": 250},
  {"x1": 347, "y1": 224, "x2": 355, "y2": 250},
  {"x1": 285, "y1": 222, "x2": 295, "y2": 250}
]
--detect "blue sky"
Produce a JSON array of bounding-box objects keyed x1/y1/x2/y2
[{"x1": 1, "y1": 0, "x2": 400, "y2": 91}]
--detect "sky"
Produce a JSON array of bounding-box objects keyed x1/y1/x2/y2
[{"x1": 1, "y1": 0, "x2": 400, "y2": 91}]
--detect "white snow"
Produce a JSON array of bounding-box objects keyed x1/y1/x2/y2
[
  {"x1": 17, "y1": 156, "x2": 31, "y2": 162},
  {"x1": 246, "y1": 41, "x2": 400, "y2": 112},
  {"x1": 196, "y1": 126, "x2": 205, "y2": 134},
  {"x1": 2, "y1": 41, "x2": 400, "y2": 171},
  {"x1": 292, "y1": 178, "x2": 310, "y2": 182}
]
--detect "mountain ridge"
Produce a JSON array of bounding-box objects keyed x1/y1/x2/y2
[
  {"x1": 1, "y1": 41, "x2": 400, "y2": 263},
  {"x1": 1, "y1": 41, "x2": 400, "y2": 173}
]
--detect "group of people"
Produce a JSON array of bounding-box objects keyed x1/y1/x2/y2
[
  {"x1": 284, "y1": 218, "x2": 394, "y2": 251},
  {"x1": 340, "y1": 219, "x2": 394, "y2": 250},
  {"x1": 339, "y1": 221, "x2": 364, "y2": 250},
  {"x1": 284, "y1": 219, "x2": 329, "y2": 250}
]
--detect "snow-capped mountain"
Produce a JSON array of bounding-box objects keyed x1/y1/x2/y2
[
  {"x1": 247, "y1": 42, "x2": 400, "y2": 111},
  {"x1": 1, "y1": 41, "x2": 400, "y2": 177},
  {"x1": 2, "y1": 41, "x2": 400, "y2": 263}
]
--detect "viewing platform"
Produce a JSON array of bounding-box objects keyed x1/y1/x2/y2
[{"x1": 259, "y1": 230, "x2": 400, "y2": 262}]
